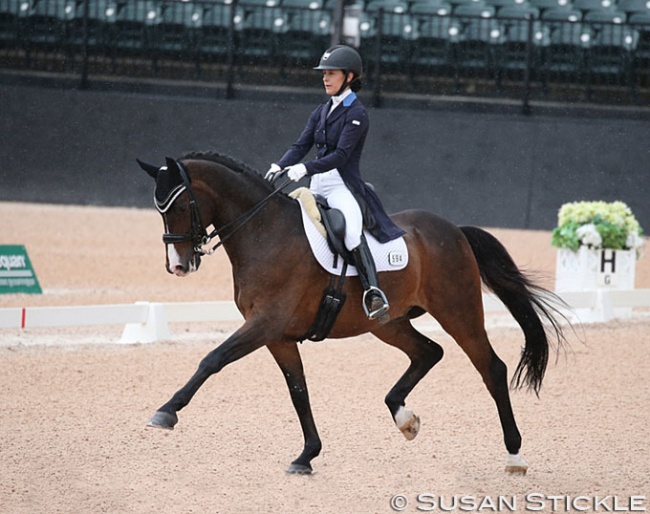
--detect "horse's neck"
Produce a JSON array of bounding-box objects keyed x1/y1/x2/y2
[{"x1": 207, "y1": 173, "x2": 303, "y2": 268}]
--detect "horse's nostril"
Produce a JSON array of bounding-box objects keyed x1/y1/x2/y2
[{"x1": 172, "y1": 265, "x2": 188, "y2": 276}]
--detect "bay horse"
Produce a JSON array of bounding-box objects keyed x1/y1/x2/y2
[{"x1": 138, "y1": 151, "x2": 566, "y2": 475}]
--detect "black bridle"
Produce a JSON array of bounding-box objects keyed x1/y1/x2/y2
[{"x1": 158, "y1": 161, "x2": 292, "y2": 256}]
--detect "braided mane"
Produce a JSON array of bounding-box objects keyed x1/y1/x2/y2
[
  {"x1": 179, "y1": 150, "x2": 284, "y2": 196},
  {"x1": 180, "y1": 151, "x2": 259, "y2": 177}
]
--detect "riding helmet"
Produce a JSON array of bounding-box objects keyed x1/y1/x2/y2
[{"x1": 314, "y1": 45, "x2": 363, "y2": 79}]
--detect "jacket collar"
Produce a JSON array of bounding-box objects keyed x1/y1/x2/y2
[{"x1": 323, "y1": 91, "x2": 357, "y2": 125}]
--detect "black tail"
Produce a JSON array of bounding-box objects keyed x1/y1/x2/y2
[{"x1": 460, "y1": 226, "x2": 567, "y2": 395}]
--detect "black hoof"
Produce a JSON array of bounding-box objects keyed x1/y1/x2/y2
[
  {"x1": 146, "y1": 411, "x2": 178, "y2": 430},
  {"x1": 286, "y1": 462, "x2": 313, "y2": 475}
]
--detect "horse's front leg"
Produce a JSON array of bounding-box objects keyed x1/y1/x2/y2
[
  {"x1": 266, "y1": 341, "x2": 322, "y2": 475},
  {"x1": 146, "y1": 320, "x2": 269, "y2": 430}
]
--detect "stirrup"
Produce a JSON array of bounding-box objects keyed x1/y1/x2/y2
[{"x1": 362, "y1": 286, "x2": 389, "y2": 320}]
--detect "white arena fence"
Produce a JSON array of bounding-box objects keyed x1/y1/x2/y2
[{"x1": 1, "y1": 291, "x2": 649, "y2": 343}]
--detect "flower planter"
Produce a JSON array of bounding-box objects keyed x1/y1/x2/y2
[
  {"x1": 551, "y1": 201, "x2": 644, "y2": 322},
  {"x1": 555, "y1": 247, "x2": 636, "y2": 321}
]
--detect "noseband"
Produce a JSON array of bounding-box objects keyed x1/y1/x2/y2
[{"x1": 156, "y1": 161, "x2": 292, "y2": 256}]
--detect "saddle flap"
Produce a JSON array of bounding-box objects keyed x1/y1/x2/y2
[{"x1": 315, "y1": 203, "x2": 348, "y2": 260}]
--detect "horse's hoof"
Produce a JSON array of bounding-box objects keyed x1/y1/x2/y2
[
  {"x1": 286, "y1": 463, "x2": 313, "y2": 475},
  {"x1": 395, "y1": 407, "x2": 420, "y2": 441},
  {"x1": 505, "y1": 465, "x2": 528, "y2": 475},
  {"x1": 505, "y1": 452, "x2": 528, "y2": 475},
  {"x1": 400, "y1": 414, "x2": 420, "y2": 441},
  {"x1": 146, "y1": 411, "x2": 178, "y2": 430}
]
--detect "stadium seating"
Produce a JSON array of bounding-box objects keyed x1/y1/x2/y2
[
  {"x1": 20, "y1": 0, "x2": 77, "y2": 51},
  {"x1": 280, "y1": 8, "x2": 331, "y2": 67},
  {"x1": 498, "y1": 6, "x2": 550, "y2": 81},
  {"x1": 1, "y1": 0, "x2": 648, "y2": 103},
  {"x1": 0, "y1": 0, "x2": 28, "y2": 49},
  {"x1": 198, "y1": 3, "x2": 244, "y2": 65},
  {"x1": 410, "y1": 14, "x2": 457, "y2": 79},
  {"x1": 451, "y1": 14, "x2": 505, "y2": 86},
  {"x1": 618, "y1": 0, "x2": 650, "y2": 14},
  {"x1": 154, "y1": 0, "x2": 203, "y2": 61},
  {"x1": 238, "y1": 7, "x2": 289, "y2": 66}
]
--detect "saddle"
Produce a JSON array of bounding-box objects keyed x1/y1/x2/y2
[{"x1": 290, "y1": 188, "x2": 352, "y2": 267}]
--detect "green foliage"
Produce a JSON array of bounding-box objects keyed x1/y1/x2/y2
[
  {"x1": 551, "y1": 201, "x2": 644, "y2": 256},
  {"x1": 551, "y1": 221, "x2": 580, "y2": 251}
]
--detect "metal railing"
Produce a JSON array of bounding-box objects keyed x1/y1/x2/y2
[{"x1": 0, "y1": 0, "x2": 648, "y2": 107}]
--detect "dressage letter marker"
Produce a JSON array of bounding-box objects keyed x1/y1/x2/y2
[
  {"x1": 0, "y1": 245, "x2": 42, "y2": 295},
  {"x1": 597, "y1": 249, "x2": 618, "y2": 287}
]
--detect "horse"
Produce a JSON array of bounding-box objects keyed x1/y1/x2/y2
[{"x1": 137, "y1": 151, "x2": 566, "y2": 475}]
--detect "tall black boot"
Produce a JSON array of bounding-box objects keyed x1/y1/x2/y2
[{"x1": 351, "y1": 235, "x2": 390, "y2": 322}]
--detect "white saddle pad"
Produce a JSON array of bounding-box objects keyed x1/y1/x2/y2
[{"x1": 295, "y1": 196, "x2": 409, "y2": 276}]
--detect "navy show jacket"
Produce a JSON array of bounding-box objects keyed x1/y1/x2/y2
[{"x1": 277, "y1": 92, "x2": 405, "y2": 244}]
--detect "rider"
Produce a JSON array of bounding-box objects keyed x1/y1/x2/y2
[{"x1": 266, "y1": 45, "x2": 405, "y2": 321}]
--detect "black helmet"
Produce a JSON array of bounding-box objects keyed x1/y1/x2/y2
[{"x1": 314, "y1": 45, "x2": 363, "y2": 78}]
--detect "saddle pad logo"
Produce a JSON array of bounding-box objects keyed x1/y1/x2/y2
[{"x1": 388, "y1": 251, "x2": 405, "y2": 266}]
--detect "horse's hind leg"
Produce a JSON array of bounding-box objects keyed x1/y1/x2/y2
[
  {"x1": 266, "y1": 341, "x2": 322, "y2": 475},
  {"x1": 372, "y1": 320, "x2": 444, "y2": 440},
  {"x1": 448, "y1": 324, "x2": 528, "y2": 474}
]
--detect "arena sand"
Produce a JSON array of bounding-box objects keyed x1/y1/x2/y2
[{"x1": 1, "y1": 202, "x2": 648, "y2": 514}]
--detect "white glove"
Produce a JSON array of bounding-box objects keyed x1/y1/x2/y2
[
  {"x1": 287, "y1": 163, "x2": 308, "y2": 182},
  {"x1": 265, "y1": 163, "x2": 281, "y2": 181}
]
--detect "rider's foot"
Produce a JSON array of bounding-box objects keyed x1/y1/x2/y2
[{"x1": 366, "y1": 291, "x2": 389, "y2": 322}]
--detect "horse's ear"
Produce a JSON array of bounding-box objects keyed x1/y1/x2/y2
[
  {"x1": 165, "y1": 156, "x2": 178, "y2": 172},
  {"x1": 137, "y1": 158, "x2": 160, "y2": 179}
]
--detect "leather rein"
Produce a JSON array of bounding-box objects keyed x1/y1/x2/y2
[{"x1": 159, "y1": 161, "x2": 292, "y2": 256}]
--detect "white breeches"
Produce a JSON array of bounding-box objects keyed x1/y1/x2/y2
[{"x1": 310, "y1": 169, "x2": 362, "y2": 250}]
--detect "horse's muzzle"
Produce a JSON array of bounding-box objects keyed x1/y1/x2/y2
[{"x1": 166, "y1": 250, "x2": 201, "y2": 276}]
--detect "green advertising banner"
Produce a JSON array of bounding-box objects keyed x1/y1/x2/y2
[{"x1": 0, "y1": 245, "x2": 42, "y2": 294}]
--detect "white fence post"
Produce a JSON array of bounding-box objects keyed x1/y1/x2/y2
[{"x1": 119, "y1": 302, "x2": 170, "y2": 344}]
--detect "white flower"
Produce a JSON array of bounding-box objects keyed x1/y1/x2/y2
[
  {"x1": 576, "y1": 223, "x2": 602, "y2": 248},
  {"x1": 626, "y1": 231, "x2": 644, "y2": 250}
]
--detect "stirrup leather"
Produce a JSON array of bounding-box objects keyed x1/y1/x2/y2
[{"x1": 362, "y1": 286, "x2": 390, "y2": 319}]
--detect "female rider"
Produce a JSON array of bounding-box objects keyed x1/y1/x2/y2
[{"x1": 266, "y1": 45, "x2": 404, "y2": 321}]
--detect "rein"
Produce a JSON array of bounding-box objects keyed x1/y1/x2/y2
[{"x1": 161, "y1": 161, "x2": 292, "y2": 256}]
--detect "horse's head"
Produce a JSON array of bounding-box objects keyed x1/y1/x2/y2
[{"x1": 138, "y1": 157, "x2": 208, "y2": 277}]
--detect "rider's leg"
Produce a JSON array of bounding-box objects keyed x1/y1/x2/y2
[
  {"x1": 350, "y1": 235, "x2": 390, "y2": 320},
  {"x1": 326, "y1": 188, "x2": 389, "y2": 321}
]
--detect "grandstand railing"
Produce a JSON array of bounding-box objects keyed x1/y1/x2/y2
[{"x1": 0, "y1": 0, "x2": 648, "y2": 107}]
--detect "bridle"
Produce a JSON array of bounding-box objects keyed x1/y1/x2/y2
[{"x1": 156, "y1": 160, "x2": 292, "y2": 256}]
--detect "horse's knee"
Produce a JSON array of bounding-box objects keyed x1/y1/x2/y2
[{"x1": 198, "y1": 352, "x2": 226, "y2": 375}]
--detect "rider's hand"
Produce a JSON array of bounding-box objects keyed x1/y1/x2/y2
[
  {"x1": 265, "y1": 163, "x2": 281, "y2": 181},
  {"x1": 287, "y1": 164, "x2": 308, "y2": 182}
]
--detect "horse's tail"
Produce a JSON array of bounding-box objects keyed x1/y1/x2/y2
[{"x1": 460, "y1": 226, "x2": 567, "y2": 396}]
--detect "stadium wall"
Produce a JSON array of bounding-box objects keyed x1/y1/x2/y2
[{"x1": 1, "y1": 81, "x2": 648, "y2": 231}]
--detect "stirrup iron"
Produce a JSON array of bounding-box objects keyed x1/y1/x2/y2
[{"x1": 362, "y1": 286, "x2": 389, "y2": 320}]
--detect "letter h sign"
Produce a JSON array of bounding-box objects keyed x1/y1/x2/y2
[{"x1": 597, "y1": 249, "x2": 617, "y2": 287}]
